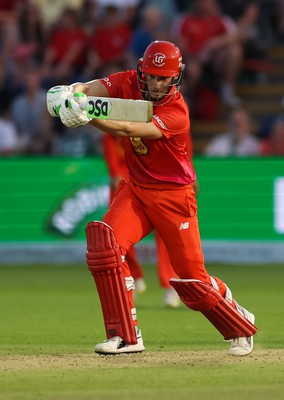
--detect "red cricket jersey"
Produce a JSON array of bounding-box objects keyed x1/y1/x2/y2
[{"x1": 100, "y1": 70, "x2": 196, "y2": 185}]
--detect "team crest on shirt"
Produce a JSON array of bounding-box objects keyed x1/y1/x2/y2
[{"x1": 130, "y1": 137, "x2": 148, "y2": 155}]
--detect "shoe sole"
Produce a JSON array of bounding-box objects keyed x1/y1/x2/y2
[
  {"x1": 95, "y1": 345, "x2": 145, "y2": 355},
  {"x1": 95, "y1": 337, "x2": 145, "y2": 355}
]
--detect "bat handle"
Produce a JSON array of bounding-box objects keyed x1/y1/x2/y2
[{"x1": 73, "y1": 92, "x2": 88, "y2": 110}]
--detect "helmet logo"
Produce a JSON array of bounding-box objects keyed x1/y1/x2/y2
[{"x1": 153, "y1": 53, "x2": 166, "y2": 67}]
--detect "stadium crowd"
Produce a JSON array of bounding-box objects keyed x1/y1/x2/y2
[{"x1": 0, "y1": 0, "x2": 284, "y2": 157}]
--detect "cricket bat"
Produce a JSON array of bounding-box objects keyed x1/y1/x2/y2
[{"x1": 85, "y1": 96, "x2": 153, "y2": 122}]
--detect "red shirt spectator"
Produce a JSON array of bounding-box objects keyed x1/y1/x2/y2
[
  {"x1": 42, "y1": 8, "x2": 87, "y2": 82},
  {"x1": 88, "y1": 5, "x2": 132, "y2": 66},
  {"x1": 175, "y1": 0, "x2": 242, "y2": 109},
  {"x1": 180, "y1": 14, "x2": 228, "y2": 55},
  {"x1": 90, "y1": 24, "x2": 131, "y2": 63},
  {"x1": 47, "y1": 9, "x2": 87, "y2": 68}
]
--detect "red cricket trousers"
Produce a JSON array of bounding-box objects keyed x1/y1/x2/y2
[
  {"x1": 110, "y1": 180, "x2": 178, "y2": 286},
  {"x1": 103, "y1": 180, "x2": 227, "y2": 313}
]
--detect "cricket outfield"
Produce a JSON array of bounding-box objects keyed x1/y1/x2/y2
[{"x1": 0, "y1": 263, "x2": 283, "y2": 400}]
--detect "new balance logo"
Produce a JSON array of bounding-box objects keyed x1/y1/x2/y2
[{"x1": 179, "y1": 222, "x2": 190, "y2": 230}]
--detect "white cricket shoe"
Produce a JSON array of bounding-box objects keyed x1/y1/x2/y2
[
  {"x1": 228, "y1": 307, "x2": 255, "y2": 356},
  {"x1": 95, "y1": 329, "x2": 145, "y2": 354},
  {"x1": 135, "y1": 278, "x2": 147, "y2": 294},
  {"x1": 164, "y1": 288, "x2": 180, "y2": 308}
]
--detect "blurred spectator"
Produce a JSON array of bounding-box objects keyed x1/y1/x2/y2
[
  {"x1": 260, "y1": 115, "x2": 284, "y2": 156},
  {"x1": 0, "y1": 0, "x2": 23, "y2": 63},
  {"x1": 94, "y1": 0, "x2": 141, "y2": 27},
  {"x1": 219, "y1": 1, "x2": 273, "y2": 83},
  {"x1": 174, "y1": 0, "x2": 192, "y2": 12},
  {"x1": 13, "y1": 2, "x2": 47, "y2": 65},
  {"x1": 144, "y1": 0, "x2": 179, "y2": 20},
  {"x1": 25, "y1": 132, "x2": 53, "y2": 155},
  {"x1": 0, "y1": 60, "x2": 17, "y2": 102},
  {"x1": 277, "y1": 0, "x2": 284, "y2": 39},
  {"x1": 239, "y1": 4, "x2": 267, "y2": 56},
  {"x1": 0, "y1": 56, "x2": 18, "y2": 155},
  {"x1": 80, "y1": 0, "x2": 100, "y2": 34},
  {"x1": 41, "y1": 7, "x2": 87, "y2": 85},
  {"x1": 204, "y1": 107, "x2": 260, "y2": 156},
  {"x1": 255, "y1": 0, "x2": 284, "y2": 42},
  {"x1": 84, "y1": 5, "x2": 132, "y2": 78},
  {"x1": 0, "y1": 98, "x2": 20, "y2": 156},
  {"x1": 236, "y1": 2, "x2": 262, "y2": 48},
  {"x1": 53, "y1": 124, "x2": 103, "y2": 157},
  {"x1": 174, "y1": 0, "x2": 243, "y2": 108},
  {"x1": 217, "y1": 0, "x2": 250, "y2": 19},
  {"x1": 127, "y1": 4, "x2": 169, "y2": 68},
  {"x1": 10, "y1": 64, "x2": 54, "y2": 154},
  {"x1": 31, "y1": 0, "x2": 84, "y2": 27}
]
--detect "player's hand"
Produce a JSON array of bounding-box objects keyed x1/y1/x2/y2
[
  {"x1": 59, "y1": 92, "x2": 91, "y2": 128},
  {"x1": 46, "y1": 85, "x2": 73, "y2": 117}
]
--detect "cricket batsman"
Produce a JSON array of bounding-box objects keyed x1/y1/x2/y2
[{"x1": 47, "y1": 40, "x2": 257, "y2": 356}]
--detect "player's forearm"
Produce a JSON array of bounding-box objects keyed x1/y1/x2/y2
[
  {"x1": 90, "y1": 119, "x2": 162, "y2": 139},
  {"x1": 71, "y1": 80, "x2": 109, "y2": 97},
  {"x1": 90, "y1": 119, "x2": 135, "y2": 137}
]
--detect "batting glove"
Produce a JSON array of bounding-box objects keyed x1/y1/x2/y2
[
  {"x1": 46, "y1": 85, "x2": 74, "y2": 117},
  {"x1": 59, "y1": 92, "x2": 91, "y2": 128}
]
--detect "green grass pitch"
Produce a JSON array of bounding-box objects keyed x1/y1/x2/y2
[{"x1": 0, "y1": 262, "x2": 283, "y2": 400}]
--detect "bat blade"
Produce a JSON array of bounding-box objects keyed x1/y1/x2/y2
[{"x1": 86, "y1": 97, "x2": 153, "y2": 122}]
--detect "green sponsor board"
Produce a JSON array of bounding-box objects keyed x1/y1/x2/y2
[
  {"x1": 0, "y1": 157, "x2": 283, "y2": 243},
  {"x1": 194, "y1": 157, "x2": 284, "y2": 240},
  {"x1": 0, "y1": 158, "x2": 109, "y2": 242}
]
